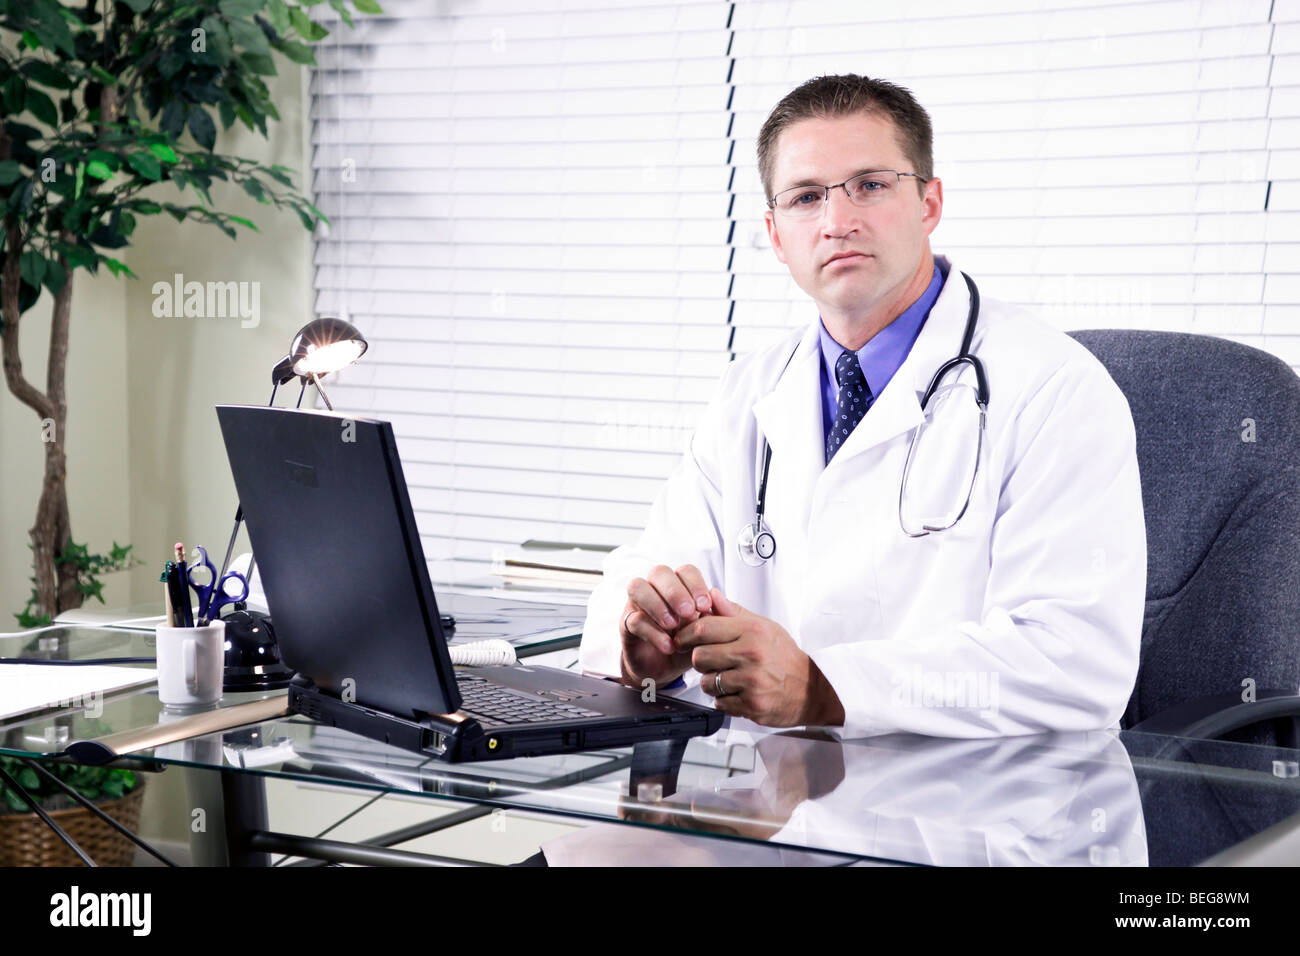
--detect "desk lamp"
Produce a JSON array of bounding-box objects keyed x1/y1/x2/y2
[
  {"x1": 217, "y1": 316, "x2": 368, "y2": 690},
  {"x1": 269, "y1": 315, "x2": 368, "y2": 410}
]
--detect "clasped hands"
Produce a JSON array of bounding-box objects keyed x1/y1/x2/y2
[{"x1": 619, "y1": 564, "x2": 845, "y2": 728}]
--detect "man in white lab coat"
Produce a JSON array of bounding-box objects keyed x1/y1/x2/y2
[{"x1": 577, "y1": 74, "x2": 1147, "y2": 739}]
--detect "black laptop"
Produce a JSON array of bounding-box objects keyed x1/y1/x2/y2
[{"x1": 216, "y1": 405, "x2": 723, "y2": 762}]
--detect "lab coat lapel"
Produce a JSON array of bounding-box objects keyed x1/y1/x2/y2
[
  {"x1": 751, "y1": 320, "x2": 823, "y2": 532},
  {"x1": 823, "y1": 263, "x2": 974, "y2": 467}
]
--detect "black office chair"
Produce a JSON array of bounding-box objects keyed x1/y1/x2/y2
[{"x1": 1068, "y1": 330, "x2": 1300, "y2": 747}]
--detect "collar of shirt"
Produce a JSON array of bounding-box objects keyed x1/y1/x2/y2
[{"x1": 818, "y1": 261, "x2": 946, "y2": 428}]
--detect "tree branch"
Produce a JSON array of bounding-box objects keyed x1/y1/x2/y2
[
  {"x1": 46, "y1": 229, "x2": 73, "y2": 411},
  {"x1": 1, "y1": 221, "x2": 55, "y2": 422}
]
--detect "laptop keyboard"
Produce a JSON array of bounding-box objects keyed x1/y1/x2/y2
[{"x1": 455, "y1": 672, "x2": 602, "y2": 726}]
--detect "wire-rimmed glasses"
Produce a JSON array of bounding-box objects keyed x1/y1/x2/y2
[{"x1": 767, "y1": 170, "x2": 929, "y2": 219}]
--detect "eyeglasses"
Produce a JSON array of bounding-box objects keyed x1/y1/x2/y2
[{"x1": 767, "y1": 170, "x2": 929, "y2": 219}]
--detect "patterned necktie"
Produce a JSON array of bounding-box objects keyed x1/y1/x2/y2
[{"x1": 826, "y1": 348, "x2": 873, "y2": 464}]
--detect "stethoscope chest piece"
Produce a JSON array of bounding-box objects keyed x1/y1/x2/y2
[{"x1": 736, "y1": 520, "x2": 776, "y2": 567}]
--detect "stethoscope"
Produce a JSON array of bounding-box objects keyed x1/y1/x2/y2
[{"x1": 737, "y1": 271, "x2": 989, "y2": 567}]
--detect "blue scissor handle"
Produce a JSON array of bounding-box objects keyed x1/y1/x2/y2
[{"x1": 187, "y1": 545, "x2": 250, "y2": 621}]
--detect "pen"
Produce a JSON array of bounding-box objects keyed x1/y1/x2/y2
[
  {"x1": 174, "y1": 543, "x2": 193, "y2": 627},
  {"x1": 161, "y1": 561, "x2": 176, "y2": 626},
  {"x1": 164, "y1": 560, "x2": 187, "y2": 628}
]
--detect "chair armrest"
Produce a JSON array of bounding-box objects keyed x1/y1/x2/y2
[{"x1": 1130, "y1": 689, "x2": 1300, "y2": 746}]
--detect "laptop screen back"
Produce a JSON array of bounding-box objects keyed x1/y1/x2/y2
[{"x1": 216, "y1": 405, "x2": 460, "y2": 718}]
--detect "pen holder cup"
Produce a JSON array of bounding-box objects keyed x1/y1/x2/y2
[{"x1": 155, "y1": 621, "x2": 225, "y2": 708}]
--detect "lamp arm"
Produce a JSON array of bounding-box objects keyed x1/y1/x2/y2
[{"x1": 312, "y1": 372, "x2": 335, "y2": 411}]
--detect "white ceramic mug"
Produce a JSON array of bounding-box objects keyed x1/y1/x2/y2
[{"x1": 155, "y1": 621, "x2": 225, "y2": 707}]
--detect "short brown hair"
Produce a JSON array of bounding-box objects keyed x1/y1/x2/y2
[{"x1": 757, "y1": 74, "x2": 934, "y2": 201}]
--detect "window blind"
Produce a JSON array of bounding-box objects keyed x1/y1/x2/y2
[
  {"x1": 310, "y1": 0, "x2": 732, "y2": 581},
  {"x1": 728, "y1": 0, "x2": 1299, "y2": 371},
  {"x1": 310, "y1": 0, "x2": 1300, "y2": 582}
]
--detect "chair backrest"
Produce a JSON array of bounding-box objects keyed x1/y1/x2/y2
[{"x1": 1067, "y1": 330, "x2": 1300, "y2": 732}]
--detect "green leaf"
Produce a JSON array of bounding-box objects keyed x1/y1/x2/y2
[
  {"x1": 296, "y1": 207, "x2": 314, "y2": 230},
  {"x1": 187, "y1": 107, "x2": 216, "y2": 151},
  {"x1": 62, "y1": 243, "x2": 96, "y2": 270},
  {"x1": 160, "y1": 100, "x2": 187, "y2": 138},
  {"x1": 289, "y1": 7, "x2": 328, "y2": 41},
  {"x1": 17, "y1": 767, "x2": 40, "y2": 789},
  {"x1": 199, "y1": 16, "x2": 234, "y2": 62},
  {"x1": 13, "y1": 178, "x2": 34, "y2": 214},
  {"x1": 240, "y1": 177, "x2": 266, "y2": 202},
  {"x1": 265, "y1": 0, "x2": 291, "y2": 33},
  {"x1": 0, "y1": 161, "x2": 22, "y2": 186},
  {"x1": 28, "y1": 8, "x2": 75, "y2": 57},
  {"x1": 219, "y1": 0, "x2": 266, "y2": 15},
  {"x1": 240, "y1": 53, "x2": 278, "y2": 76},
  {"x1": 264, "y1": 165, "x2": 293, "y2": 187},
  {"x1": 228, "y1": 16, "x2": 272, "y2": 57},
  {"x1": 228, "y1": 214, "x2": 258, "y2": 230},
  {"x1": 21, "y1": 61, "x2": 74, "y2": 90},
  {"x1": 3, "y1": 76, "x2": 26, "y2": 114},
  {"x1": 327, "y1": 0, "x2": 353, "y2": 27},
  {"x1": 130, "y1": 199, "x2": 162, "y2": 214},
  {"x1": 278, "y1": 39, "x2": 316, "y2": 64},
  {"x1": 126, "y1": 151, "x2": 162, "y2": 180},
  {"x1": 120, "y1": 0, "x2": 153, "y2": 12},
  {"x1": 85, "y1": 159, "x2": 113, "y2": 180},
  {"x1": 148, "y1": 142, "x2": 178, "y2": 164},
  {"x1": 19, "y1": 250, "x2": 46, "y2": 287},
  {"x1": 101, "y1": 257, "x2": 135, "y2": 278},
  {"x1": 158, "y1": 50, "x2": 184, "y2": 79},
  {"x1": 42, "y1": 258, "x2": 66, "y2": 294},
  {"x1": 354, "y1": 0, "x2": 383, "y2": 12},
  {"x1": 89, "y1": 65, "x2": 117, "y2": 86},
  {"x1": 24, "y1": 88, "x2": 58, "y2": 126},
  {"x1": 20, "y1": 30, "x2": 40, "y2": 51}
]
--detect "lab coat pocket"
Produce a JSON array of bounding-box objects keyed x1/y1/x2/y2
[{"x1": 871, "y1": 451, "x2": 997, "y2": 639}]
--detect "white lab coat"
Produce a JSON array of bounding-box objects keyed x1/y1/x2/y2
[{"x1": 579, "y1": 254, "x2": 1147, "y2": 739}]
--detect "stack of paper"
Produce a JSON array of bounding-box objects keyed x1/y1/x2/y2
[
  {"x1": 0, "y1": 664, "x2": 157, "y2": 721},
  {"x1": 490, "y1": 541, "x2": 612, "y2": 592}
]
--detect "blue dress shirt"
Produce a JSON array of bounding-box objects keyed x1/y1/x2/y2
[{"x1": 818, "y1": 261, "x2": 947, "y2": 444}]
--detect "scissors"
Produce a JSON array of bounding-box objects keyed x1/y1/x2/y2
[{"x1": 186, "y1": 545, "x2": 250, "y2": 624}]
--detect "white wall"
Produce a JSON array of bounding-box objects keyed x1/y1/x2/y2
[{"x1": 121, "y1": 68, "x2": 315, "y2": 608}]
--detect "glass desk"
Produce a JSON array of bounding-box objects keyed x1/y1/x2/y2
[{"x1": 3, "y1": 625, "x2": 1299, "y2": 867}]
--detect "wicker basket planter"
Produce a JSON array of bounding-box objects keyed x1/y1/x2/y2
[{"x1": 0, "y1": 778, "x2": 146, "y2": 867}]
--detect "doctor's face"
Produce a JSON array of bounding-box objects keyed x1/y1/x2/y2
[{"x1": 763, "y1": 112, "x2": 943, "y2": 326}]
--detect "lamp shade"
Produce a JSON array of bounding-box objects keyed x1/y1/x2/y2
[{"x1": 287, "y1": 316, "x2": 368, "y2": 378}]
